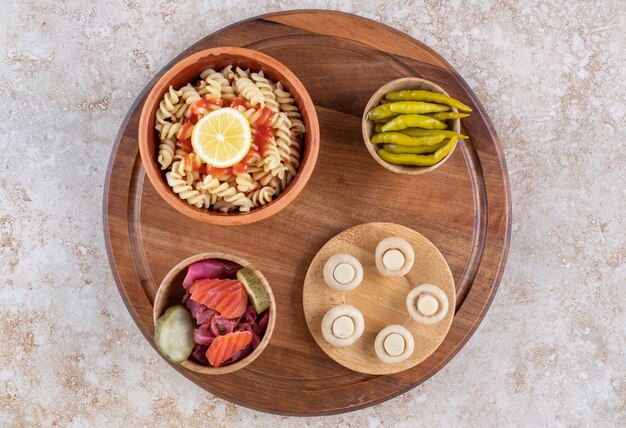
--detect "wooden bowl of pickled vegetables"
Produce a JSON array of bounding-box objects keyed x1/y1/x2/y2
[
  {"x1": 152, "y1": 252, "x2": 276, "y2": 375},
  {"x1": 362, "y1": 77, "x2": 472, "y2": 175}
]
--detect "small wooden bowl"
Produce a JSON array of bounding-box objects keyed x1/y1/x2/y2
[
  {"x1": 138, "y1": 47, "x2": 320, "y2": 225},
  {"x1": 152, "y1": 252, "x2": 276, "y2": 375},
  {"x1": 361, "y1": 77, "x2": 460, "y2": 175}
]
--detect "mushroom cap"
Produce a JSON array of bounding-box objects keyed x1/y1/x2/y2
[
  {"x1": 321, "y1": 304, "x2": 365, "y2": 347},
  {"x1": 406, "y1": 283, "x2": 449, "y2": 325},
  {"x1": 374, "y1": 325, "x2": 415, "y2": 364},
  {"x1": 375, "y1": 236, "x2": 415, "y2": 277},
  {"x1": 323, "y1": 254, "x2": 364, "y2": 291}
]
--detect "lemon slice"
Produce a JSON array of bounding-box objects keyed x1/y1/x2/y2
[{"x1": 191, "y1": 108, "x2": 251, "y2": 167}]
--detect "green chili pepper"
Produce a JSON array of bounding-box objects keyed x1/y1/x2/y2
[
  {"x1": 381, "y1": 114, "x2": 447, "y2": 132},
  {"x1": 378, "y1": 137, "x2": 458, "y2": 166},
  {"x1": 425, "y1": 112, "x2": 470, "y2": 120},
  {"x1": 383, "y1": 141, "x2": 447, "y2": 154},
  {"x1": 367, "y1": 104, "x2": 398, "y2": 120},
  {"x1": 371, "y1": 132, "x2": 445, "y2": 146},
  {"x1": 380, "y1": 99, "x2": 391, "y2": 104},
  {"x1": 388, "y1": 101, "x2": 450, "y2": 115},
  {"x1": 384, "y1": 90, "x2": 473, "y2": 112},
  {"x1": 374, "y1": 125, "x2": 469, "y2": 139}
]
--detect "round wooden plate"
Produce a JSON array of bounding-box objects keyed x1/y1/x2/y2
[
  {"x1": 303, "y1": 222, "x2": 455, "y2": 375},
  {"x1": 103, "y1": 10, "x2": 511, "y2": 415}
]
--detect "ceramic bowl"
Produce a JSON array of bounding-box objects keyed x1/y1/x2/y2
[{"x1": 139, "y1": 47, "x2": 319, "y2": 225}]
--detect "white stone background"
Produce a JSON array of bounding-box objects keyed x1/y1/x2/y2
[{"x1": 1, "y1": 1, "x2": 624, "y2": 426}]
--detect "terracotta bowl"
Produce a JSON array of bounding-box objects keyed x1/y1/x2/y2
[
  {"x1": 139, "y1": 47, "x2": 320, "y2": 225},
  {"x1": 362, "y1": 77, "x2": 461, "y2": 175},
  {"x1": 152, "y1": 252, "x2": 276, "y2": 375}
]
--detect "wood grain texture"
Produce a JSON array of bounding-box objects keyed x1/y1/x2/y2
[
  {"x1": 103, "y1": 10, "x2": 512, "y2": 415},
  {"x1": 303, "y1": 223, "x2": 455, "y2": 375}
]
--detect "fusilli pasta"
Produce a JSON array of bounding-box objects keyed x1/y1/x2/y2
[
  {"x1": 166, "y1": 171, "x2": 205, "y2": 208},
  {"x1": 275, "y1": 82, "x2": 305, "y2": 135},
  {"x1": 154, "y1": 64, "x2": 306, "y2": 213},
  {"x1": 158, "y1": 85, "x2": 182, "y2": 120},
  {"x1": 234, "y1": 68, "x2": 265, "y2": 108},
  {"x1": 157, "y1": 138, "x2": 175, "y2": 170},
  {"x1": 248, "y1": 186, "x2": 276, "y2": 207},
  {"x1": 252, "y1": 71, "x2": 279, "y2": 112}
]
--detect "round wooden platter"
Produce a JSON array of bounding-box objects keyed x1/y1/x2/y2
[
  {"x1": 103, "y1": 10, "x2": 511, "y2": 416},
  {"x1": 303, "y1": 222, "x2": 455, "y2": 375}
]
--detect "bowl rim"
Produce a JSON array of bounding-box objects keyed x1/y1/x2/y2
[
  {"x1": 152, "y1": 251, "x2": 277, "y2": 375},
  {"x1": 361, "y1": 77, "x2": 461, "y2": 175},
  {"x1": 138, "y1": 46, "x2": 319, "y2": 225}
]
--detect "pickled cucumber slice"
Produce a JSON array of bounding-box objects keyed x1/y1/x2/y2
[
  {"x1": 236, "y1": 268, "x2": 270, "y2": 314},
  {"x1": 154, "y1": 305, "x2": 196, "y2": 363}
]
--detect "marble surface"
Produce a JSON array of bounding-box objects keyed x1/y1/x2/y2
[{"x1": 1, "y1": 1, "x2": 624, "y2": 426}]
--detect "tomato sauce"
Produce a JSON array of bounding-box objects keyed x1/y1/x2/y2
[
  {"x1": 254, "y1": 126, "x2": 274, "y2": 155},
  {"x1": 255, "y1": 108, "x2": 273, "y2": 127},
  {"x1": 178, "y1": 123, "x2": 193, "y2": 141},
  {"x1": 230, "y1": 97, "x2": 252, "y2": 110},
  {"x1": 203, "y1": 125, "x2": 273, "y2": 176},
  {"x1": 190, "y1": 97, "x2": 223, "y2": 115},
  {"x1": 177, "y1": 139, "x2": 193, "y2": 153},
  {"x1": 169, "y1": 97, "x2": 276, "y2": 177},
  {"x1": 187, "y1": 114, "x2": 199, "y2": 125}
]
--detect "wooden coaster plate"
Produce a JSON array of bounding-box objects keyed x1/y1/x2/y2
[{"x1": 303, "y1": 222, "x2": 455, "y2": 375}]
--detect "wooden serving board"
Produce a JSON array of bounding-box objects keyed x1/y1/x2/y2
[
  {"x1": 103, "y1": 10, "x2": 511, "y2": 415},
  {"x1": 303, "y1": 222, "x2": 455, "y2": 375}
]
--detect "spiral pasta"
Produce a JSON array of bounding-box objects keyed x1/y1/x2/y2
[
  {"x1": 180, "y1": 84, "x2": 202, "y2": 105},
  {"x1": 197, "y1": 81, "x2": 221, "y2": 101},
  {"x1": 196, "y1": 179, "x2": 218, "y2": 208},
  {"x1": 234, "y1": 70, "x2": 265, "y2": 107},
  {"x1": 173, "y1": 148, "x2": 188, "y2": 162},
  {"x1": 157, "y1": 139, "x2": 175, "y2": 170},
  {"x1": 220, "y1": 65, "x2": 234, "y2": 80},
  {"x1": 249, "y1": 165, "x2": 275, "y2": 187},
  {"x1": 154, "y1": 65, "x2": 306, "y2": 213},
  {"x1": 166, "y1": 171, "x2": 205, "y2": 208},
  {"x1": 248, "y1": 186, "x2": 276, "y2": 207},
  {"x1": 235, "y1": 105, "x2": 264, "y2": 125},
  {"x1": 201, "y1": 68, "x2": 235, "y2": 101},
  {"x1": 198, "y1": 174, "x2": 231, "y2": 198},
  {"x1": 155, "y1": 122, "x2": 183, "y2": 140},
  {"x1": 271, "y1": 112, "x2": 292, "y2": 163},
  {"x1": 157, "y1": 85, "x2": 182, "y2": 120},
  {"x1": 213, "y1": 198, "x2": 234, "y2": 213},
  {"x1": 275, "y1": 82, "x2": 305, "y2": 135},
  {"x1": 171, "y1": 102, "x2": 190, "y2": 122},
  {"x1": 224, "y1": 190, "x2": 253, "y2": 212},
  {"x1": 262, "y1": 138, "x2": 287, "y2": 179},
  {"x1": 252, "y1": 71, "x2": 279, "y2": 112},
  {"x1": 235, "y1": 173, "x2": 259, "y2": 193}
]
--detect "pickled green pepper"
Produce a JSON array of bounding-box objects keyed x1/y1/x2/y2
[
  {"x1": 383, "y1": 141, "x2": 447, "y2": 154},
  {"x1": 381, "y1": 114, "x2": 447, "y2": 132},
  {"x1": 371, "y1": 132, "x2": 445, "y2": 146},
  {"x1": 378, "y1": 137, "x2": 458, "y2": 166},
  {"x1": 388, "y1": 101, "x2": 450, "y2": 115},
  {"x1": 384, "y1": 90, "x2": 473, "y2": 112},
  {"x1": 426, "y1": 112, "x2": 470, "y2": 120},
  {"x1": 374, "y1": 125, "x2": 468, "y2": 139},
  {"x1": 367, "y1": 104, "x2": 398, "y2": 120}
]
